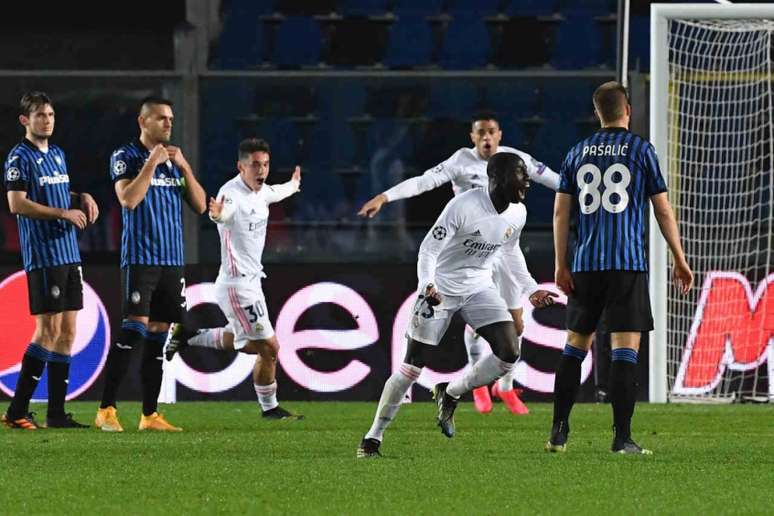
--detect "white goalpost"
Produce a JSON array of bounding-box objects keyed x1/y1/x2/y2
[{"x1": 650, "y1": 4, "x2": 774, "y2": 403}]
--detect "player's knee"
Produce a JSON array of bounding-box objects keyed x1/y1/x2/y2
[
  {"x1": 58, "y1": 327, "x2": 76, "y2": 347},
  {"x1": 257, "y1": 337, "x2": 279, "y2": 361}
]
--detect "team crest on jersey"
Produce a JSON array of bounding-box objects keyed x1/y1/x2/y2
[
  {"x1": 254, "y1": 323, "x2": 264, "y2": 333},
  {"x1": 113, "y1": 160, "x2": 127, "y2": 176},
  {"x1": 504, "y1": 227, "x2": 514, "y2": 239},
  {"x1": 36, "y1": 158, "x2": 43, "y2": 165},
  {"x1": 432, "y1": 226, "x2": 447, "y2": 240},
  {"x1": 50, "y1": 285, "x2": 61, "y2": 299},
  {"x1": 54, "y1": 156, "x2": 62, "y2": 165},
  {"x1": 130, "y1": 291, "x2": 141, "y2": 304},
  {"x1": 6, "y1": 168, "x2": 20, "y2": 181}
]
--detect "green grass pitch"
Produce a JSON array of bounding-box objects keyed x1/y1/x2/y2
[{"x1": 1, "y1": 401, "x2": 772, "y2": 514}]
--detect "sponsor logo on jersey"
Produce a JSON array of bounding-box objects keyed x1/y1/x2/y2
[
  {"x1": 0, "y1": 270, "x2": 110, "y2": 401},
  {"x1": 38, "y1": 173, "x2": 70, "y2": 186},
  {"x1": 151, "y1": 176, "x2": 183, "y2": 187}
]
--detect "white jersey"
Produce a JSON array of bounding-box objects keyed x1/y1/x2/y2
[
  {"x1": 417, "y1": 187, "x2": 537, "y2": 298},
  {"x1": 382, "y1": 145, "x2": 559, "y2": 202},
  {"x1": 210, "y1": 175, "x2": 300, "y2": 283}
]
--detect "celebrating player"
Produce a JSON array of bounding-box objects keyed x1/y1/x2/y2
[
  {"x1": 357, "y1": 152, "x2": 556, "y2": 458},
  {"x1": 546, "y1": 81, "x2": 693, "y2": 454},
  {"x1": 95, "y1": 96, "x2": 206, "y2": 432},
  {"x1": 165, "y1": 138, "x2": 303, "y2": 420},
  {"x1": 358, "y1": 112, "x2": 559, "y2": 415},
  {"x1": 2, "y1": 91, "x2": 98, "y2": 429}
]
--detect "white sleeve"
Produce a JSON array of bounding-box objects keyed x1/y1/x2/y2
[
  {"x1": 264, "y1": 179, "x2": 300, "y2": 204},
  {"x1": 518, "y1": 150, "x2": 561, "y2": 192},
  {"x1": 382, "y1": 151, "x2": 461, "y2": 202},
  {"x1": 501, "y1": 238, "x2": 540, "y2": 297},
  {"x1": 416, "y1": 199, "x2": 461, "y2": 290},
  {"x1": 209, "y1": 189, "x2": 236, "y2": 225}
]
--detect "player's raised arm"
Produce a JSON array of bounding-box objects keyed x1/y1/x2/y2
[
  {"x1": 265, "y1": 166, "x2": 301, "y2": 204},
  {"x1": 167, "y1": 145, "x2": 207, "y2": 214},
  {"x1": 208, "y1": 194, "x2": 235, "y2": 224},
  {"x1": 114, "y1": 144, "x2": 167, "y2": 210},
  {"x1": 357, "y1": 152, "x2": 460, "y2": 218}
]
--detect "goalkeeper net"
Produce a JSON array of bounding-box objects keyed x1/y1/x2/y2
[{"x1": 663, "y1": 17, "x2": 774, "y2": 402}]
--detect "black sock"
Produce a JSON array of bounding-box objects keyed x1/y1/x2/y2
[
  {"x1": 141, "y1": 331, "x2": 167, "y2": 416},
  {"x1": 7, "y1": 343, "x2": 48, "y2": 419},
  {"x1": 46, "y1": 351, "x2": 71, "y2": 419},
  {"x1": 610, "y1": 348, "x2": 638, "y2": 440},
  {"x1": 100, "y1": 321, "x2": 147, "y2": 409},
  {"x1": 552, "y1": 344, "x2": 588, "y2": 426}
]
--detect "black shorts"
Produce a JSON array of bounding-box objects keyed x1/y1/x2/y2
[
  {"x1": 566, "y1": 271, "x2": 653, "y2": 334},
  {"x1": 27, "y1": 264, "x2": 84, "y2": 315},
  {"x1": 121, "y1": 265, "x2": 186, "y2": 322}
]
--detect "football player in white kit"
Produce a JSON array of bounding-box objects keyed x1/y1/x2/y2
[
  {"x1": 358, "y1": 112, "x2": 560, "y2": 415},
  {"x1": 357, "y1": 153, "x2": 556, "y2": 458},
  {"x1": 166, "y1": 138, "x2": 303, "y2": 420}
]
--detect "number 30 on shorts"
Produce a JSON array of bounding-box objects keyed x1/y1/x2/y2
[
  {"x1": 242, "y1": 301, "x2": 266, "y2": 323},
  {"x1": 576, "y1": 163, "x2": 630, "y2": 214}
]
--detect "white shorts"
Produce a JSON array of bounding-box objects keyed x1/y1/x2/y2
[
  {"x1": 406, "y1": 285, "x2": 513, "y2": 346},
  {"x1": 492, "y1": 257, "x2": 523, "y2": 310},
  {"x1": 215, "y1": 280, "x2": 275, "y2": 350}
]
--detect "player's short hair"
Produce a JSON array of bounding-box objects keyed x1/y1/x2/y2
[
  {"x1": 139, "y1": 96, "x2": 173, "y2": 114},
  {"x1": 20, "y1": 91, "x2": 53, "y2": 116},
  {"x1": 238, "y1": 138, "x2": 271, "y2": 161},
  {"x1": 471, "y1": 111, "x2": 500, "y2": 129},
  {"x1": 487, "y1": 152, "x2": 526, "y2": 179},
  {"x1": 592, "y1": 81, "x2": 630, "y2": 124}
]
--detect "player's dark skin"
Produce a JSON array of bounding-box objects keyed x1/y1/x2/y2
[{"x1": 404, "y1": 158, "x2": 533, "y2": 367}]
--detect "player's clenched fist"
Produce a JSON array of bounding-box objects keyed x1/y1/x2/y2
[
  {"x1": 149, "y1": 144, "x2": 169, "y2": 165},
  {"x1": 529, "y1": 289, "x2": 559, "y2": 308},
  {"x1": 61, "y1": 208, "x2": 87, "y2": 230},
  {"x1": 166, "y1": 145, "x2": 190, "y2": 169}
]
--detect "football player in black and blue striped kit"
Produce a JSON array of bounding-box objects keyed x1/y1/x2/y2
[
  {"x1": 96, "y1": 96, "x2": 206, "y2": 432},
  {"x1": 547, "y1": 82, "x2": 693, "y2": 454},
  {"x1": 2, "y1": 92, "x2": 99, "y2": 430}
]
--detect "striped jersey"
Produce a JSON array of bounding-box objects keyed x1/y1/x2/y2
[
  {"x1": 110, "y1": 139, "x2": 185, "y2": 268},
  {"x1": 558, "y1": 127, "x2": 667, "y2": 272},
  {"x1": 4, "y1": 139, "x2": 80, "y2": 271}
]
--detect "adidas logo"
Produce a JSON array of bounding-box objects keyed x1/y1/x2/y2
[{"x1": 472, "y1": 230, "x2": 482, "y2": 236}]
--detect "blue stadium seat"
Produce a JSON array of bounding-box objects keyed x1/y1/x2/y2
[
  {"x1": 392, "y1": 0, "x2": 444, "y2": 16},
  {"x1": 428, "y1": 82, "x2": 480, "y2": 119},
  {"x1": 272, "y1": 17, "x2": 322, "y2": 68},
  {"x1": 383, "y1": 15, "x2": 434, "y2": 68},
  {"x1": 439, "y1": 14, "x2": 490, "y2": 69},
  {"x1": 504, "y1": 0, "x2": 557, "y2": 17},
  {"x1": 557, "y1": 0, "x2": 614, "y2": 15},
  {"x1": 446, "y1": 0, "x2": 501, "y2": 17},
  {"x1": 214, "y1": 14, "x2": 265, "y2": 69},
  {"x1": 319, "y1": 81, "x2": 366, "y2": 119},
  {"x1": 550, "y1": 11, "x2": 605, "y2": 69},
  {"x1": 485, "y1": 81, "x2": 541, "y2": 119},
  {"x1": 540, "y1": 79, "x2": 596, "y2": 120},
  {"x1": 338, "y1": 0, "x2": 389, "y2": 17}
]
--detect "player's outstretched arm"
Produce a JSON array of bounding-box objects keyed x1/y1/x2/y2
[
  {"x1": 553, "y1": 193, "x2": 574, "y2": 295},
  {"x1": 208, "y1": 195, "x2": 235, "y2": 224},
  {"x1": 357, "y1": 155, "x2": 459, "y2": 218},
  {"x1": 7, "y1": 190, "x2": 87, "y2": 229},
  {"x1": 517, "y1": 150, "x2": 561, "y2": 192},
  {"x1": 650, "y1": 192, "x2": 693, "y2": 294},
  {"x1": 265, "y1": 166, "x2": 301, "y2": 204}
]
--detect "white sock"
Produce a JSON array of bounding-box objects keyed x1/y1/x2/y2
[
  {"x1": 464, "y1": 325, "x2": 488, "y2": 365},
  {"x1": 188, "y1": 328, "x2": 225, "y2": 350},
  {"x1": 447, "y1": 354, "x2": 514, "y2": 399},
  {"x1": 364, "y1": 363, "x2": 421, "y2": 442},
  {"x1": 497, "y1": 368, "x2": 516, "y2": 392},
  {"x1": 255, "y1": 382, "x2": 278, "y2": 411}
]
